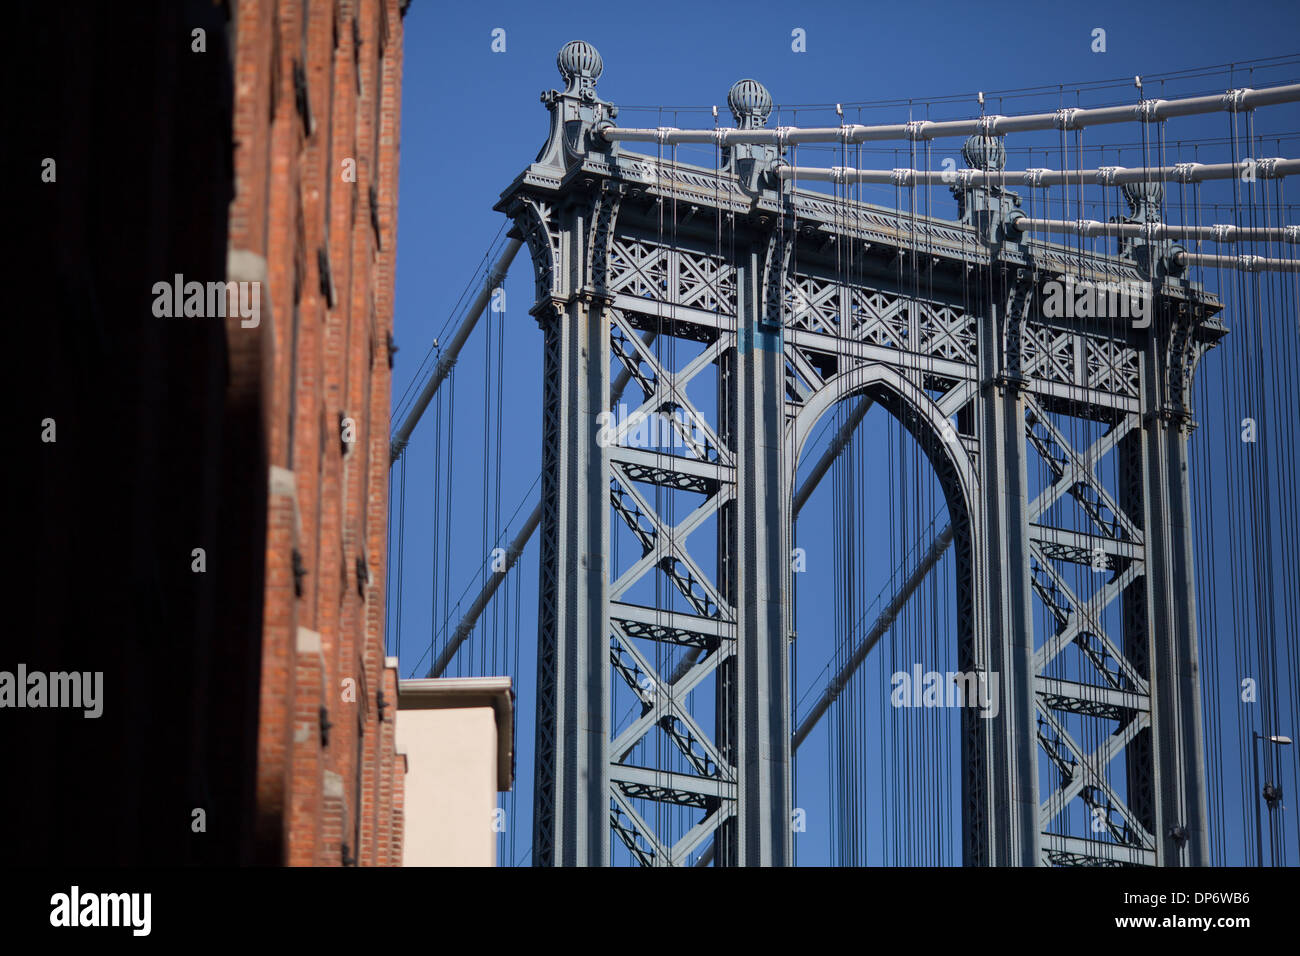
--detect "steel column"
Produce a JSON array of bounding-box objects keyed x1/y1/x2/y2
[
  {"x1": 717, "y1": 240, "x2": 793, "y2": 866},
  {"x1": 531, "y1": 202, "x2": 611, "y2": 866},
  {"x1": 971, "y1": 271, "x2": 1040, "y2": 866},
  {"x1": 1132, "y1": 300, "x2": 1210, "y2": 865}
]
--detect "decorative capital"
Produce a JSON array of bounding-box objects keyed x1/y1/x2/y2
[
  {"x1": 1117, "y1": 180, "x2": 1174, "y2": 268},
  {"x1": 728, "y1": 79, "x2": 772, "y2": 130},
  {"x1": 1122, "y1": 180, "x2": 1164, "y2": 223}
]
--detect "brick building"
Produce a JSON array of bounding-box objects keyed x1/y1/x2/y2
[
  {"x1": 231, "y1": 0, "x2": 407, "y2": 868},
  {"x1": 18, "y1": 0, "x2": 407, "y2": 866}
]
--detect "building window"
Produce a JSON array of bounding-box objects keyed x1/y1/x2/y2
[
  {"x1": 292, "y1": 59, "x2": 314, "y2": 137},
  {"x1": 352, "y1": 18, "x2": 361, "y2": 96},
  {"x1": 317, "y1": 244, "x2": 336, "y2": 308}
]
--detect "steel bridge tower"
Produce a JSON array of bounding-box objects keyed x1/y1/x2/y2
[{"x1": 498, "y1": 41, "x2": 1220, "y2": 866}]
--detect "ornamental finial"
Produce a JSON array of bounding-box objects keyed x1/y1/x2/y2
[
  {"x1": 728, "y1": 79, "x2": 772, "y2": 130},
  {"x1": 1121, "y1": 179, "x2": 1164, "y2": 223},
  {"x1": 557, "y1": 40, "x2": 603, "y2": 96},
  {"x1": 534, "y1": 41, "x2": 617, "y2": 169},
  {"x1": 961, "y1": 132, "x2": 1006, "y2": 171}
]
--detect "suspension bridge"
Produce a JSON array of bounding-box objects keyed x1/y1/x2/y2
[{"x1": 387, "y1": 42, "x2": 1300, "y2": 866}]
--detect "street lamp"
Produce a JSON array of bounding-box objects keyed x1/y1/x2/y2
[{"x1": 1252, "y1": 732, "x2": 1292, "y2": 867}]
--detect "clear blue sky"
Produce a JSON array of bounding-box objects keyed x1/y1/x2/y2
[{"x1": 388, "y1": 0, "x2": 1300, "y2": 865}]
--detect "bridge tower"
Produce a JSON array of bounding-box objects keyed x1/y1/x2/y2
[{"x1": 498, "y1": 41, "x2": 1221, "y2": 866}]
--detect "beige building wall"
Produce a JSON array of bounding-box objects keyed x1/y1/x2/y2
[{"x1": 396, "y1": 678, "x2": 513, "y2": 867}]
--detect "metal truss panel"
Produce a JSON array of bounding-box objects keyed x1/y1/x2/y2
[
  {"x1": 1042, "y1": 833, "x2": 1155, "y2": 867},
  {"x1": 611, "y1": 764, "x2": 736, "y2": 806},
  {"x1": 1029, "y1": 524, "x2": 1143, "y2": 565},
  {"x1": 1036, "y1": 676, "x2": 1149, "y2": 719},
  {"x1": 609, "y1": 447, "x2": 728, "y2": 495},
  {"x1": 610, "y1": 601, "x2": 729, "y2": 647},
  {"x1": 611, "y1": 641, "x2": 731, "y2": 761}
]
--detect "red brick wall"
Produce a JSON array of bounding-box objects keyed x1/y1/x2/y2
[{"x1": 228, "y1": 0, "x2": 405, "y2": 866}]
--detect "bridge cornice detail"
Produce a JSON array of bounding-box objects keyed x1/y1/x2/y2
[{"x1": 498, "y1": 154, "x2": 1223, "y2": 330}]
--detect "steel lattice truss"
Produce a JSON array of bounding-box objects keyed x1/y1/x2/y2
[{"x1": 502, "y1": 43, "x2": 1224, "y2": 866}]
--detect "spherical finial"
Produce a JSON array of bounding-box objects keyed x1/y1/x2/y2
[
  {"x1": 1121, "y1": 179, "x2": 1164, "y2": 221},
  {"x1": 557, "y1": 40, "x2": 603, "y2": 86},
  {"x1": 961, "y1": 133, "x2": 1006, "y2": 171},
  {"x1": 728, "y1": 79, "x2": 772, "y2": 129}
]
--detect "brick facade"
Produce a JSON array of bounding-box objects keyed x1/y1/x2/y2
[{"x1": 228, "y1": 0, "x2": 406, "y2": 866}]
